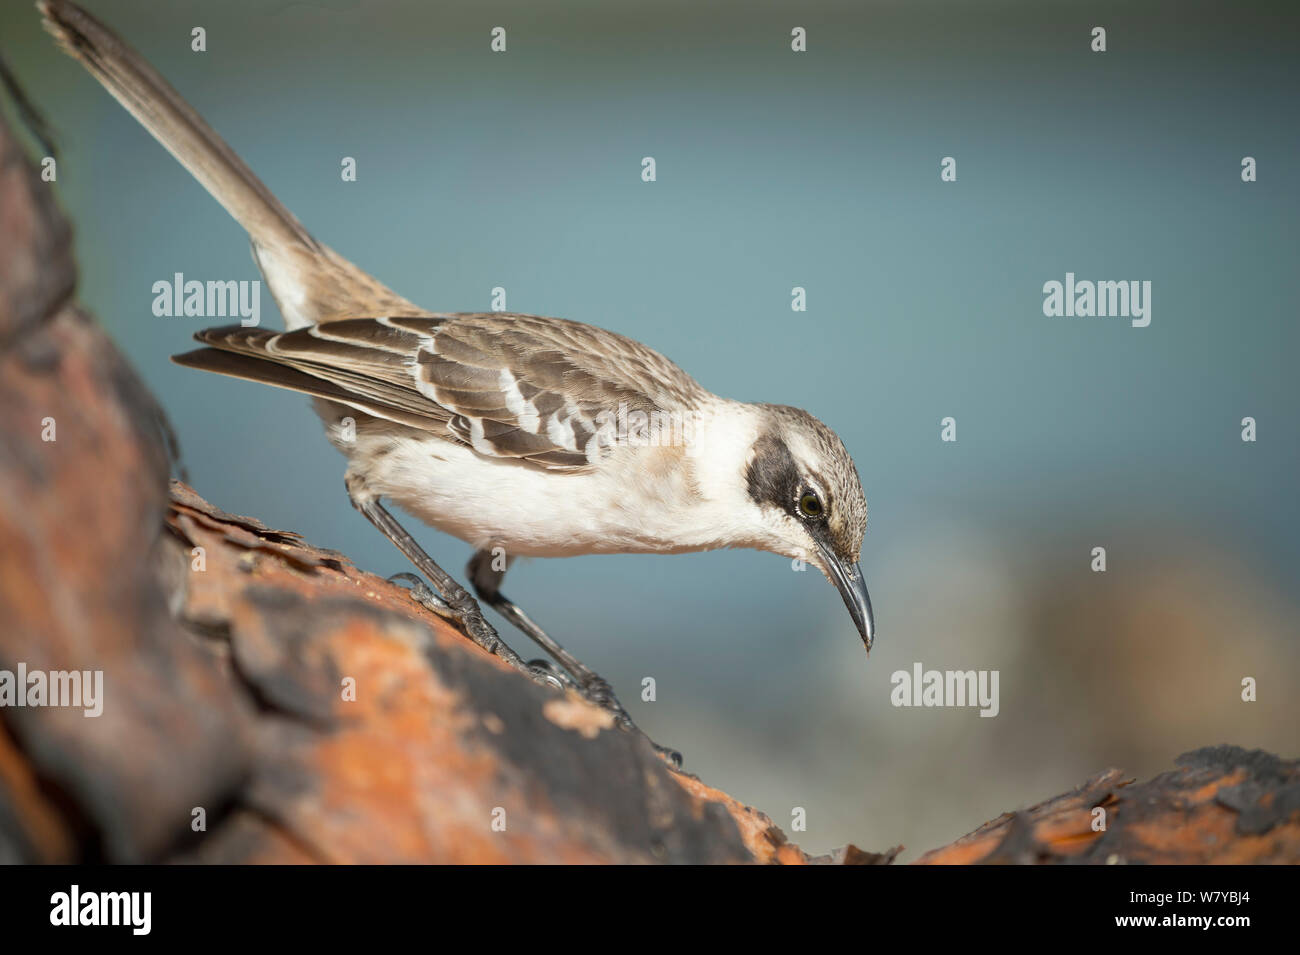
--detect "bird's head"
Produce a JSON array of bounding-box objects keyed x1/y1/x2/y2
[{"x1": 742, "y1": 404, "x2": 874, "y2": 651}]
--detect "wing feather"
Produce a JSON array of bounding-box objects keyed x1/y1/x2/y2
[{"x1": 175, "y1": 313, "x2": 706, "y2": 472}]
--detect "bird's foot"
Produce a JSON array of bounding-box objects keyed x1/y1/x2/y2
[
  {"x1": 525, "y1": 658, "x2": 571, "y2": 692},
  {"x1": 388, "y1": 570, "x2": 499, "y2": 649},
  {"x1": 390, "y1": 572, "x2": 683, "y2": 768},
  {"x1": 388, "y1": 572, "x2": 449, "y2": 612},
  {"x1": 577, "y1": 673, "x2": 683, "y2": 770},
  {"x1": 388, "y1": 572, "x2": 562, "y2": 689}
]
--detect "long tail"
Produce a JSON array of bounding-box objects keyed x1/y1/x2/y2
[{"x1": 38, "y1": 0, "x2": 423, "y2": 326}]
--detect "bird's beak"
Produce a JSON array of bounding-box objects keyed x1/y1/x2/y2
[{"x1": 815, "y1": 541, "x2": 875, "y2": 652}]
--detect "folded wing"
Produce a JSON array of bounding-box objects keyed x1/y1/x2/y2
[{"x1": 173, "y1": 314, "x2": 706, "y2": 472}]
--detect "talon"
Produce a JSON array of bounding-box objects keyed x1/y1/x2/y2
[
  {"x1": 387, "y1": 572, "x2": 450, "y2": 613},
  {"x1": 528, "y1": 659, "x2": 571, "y2": 683},
  {"x1": 527, "y1": 660, "x2": 567, "y2": 691}
]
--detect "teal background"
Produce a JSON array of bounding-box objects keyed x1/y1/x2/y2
[{"x1": 3, "y1": 0, "x2": 1297, "y2": 856}]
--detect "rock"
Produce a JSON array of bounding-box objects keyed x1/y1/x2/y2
[
  {"x1": 915, "y1": 745, "x2": 1300, "y2": 865},
  {"x1": 0, "y1": 102, "x2": 252, "y2": 864}
]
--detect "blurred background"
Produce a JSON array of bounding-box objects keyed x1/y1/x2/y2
[{"x1": 2, "y1": 0, "x2": 1296, "y2": 858}]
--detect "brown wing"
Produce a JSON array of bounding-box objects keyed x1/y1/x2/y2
[{"x1": 173, "y1": 314, "x2": 707, "y2": 472}]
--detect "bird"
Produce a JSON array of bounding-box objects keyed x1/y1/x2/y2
[{"x1": 40, "y1": 0, "x2": 875, "y2": 756}]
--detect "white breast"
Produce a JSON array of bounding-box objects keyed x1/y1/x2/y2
[{"x1": 336, "y1": 400, "x2": 770, "y2": 559}]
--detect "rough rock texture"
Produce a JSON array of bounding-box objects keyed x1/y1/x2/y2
[
  {"x1": 0, "y1": 97, "x2": 251, "y2": 864},
  {"x1": 914, "y1": 746, "x2": 1300, "y2": 865},
  {"x1": 1, "y1": 96, "x2": 1297, "y2": 866},
  {"x1": 161, "y1": 483, "x2": 772, "y2": 864}
]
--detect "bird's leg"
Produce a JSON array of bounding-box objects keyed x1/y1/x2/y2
[
  {"x1": 346, "y1": 486, "x2": 562, "y2": 691},
  {"x1": 466, "y1": 550, "x2": 623, "y2": 706},
  {"x1": 386, "y1": 571, "x2": 573, "y2": 691},
  {"x1": 468, "y1": 549, "x2": 683, "y2": 768}
]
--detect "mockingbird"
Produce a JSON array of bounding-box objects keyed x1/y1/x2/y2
[{"x1": 41, "y1": 0, "x2": 875, "y2": 755}]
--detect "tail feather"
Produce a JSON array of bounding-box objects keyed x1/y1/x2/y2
[
  {"x1": 39, "y1": 0, "x2": 425, "y2": 326},
  {"x1": 39, "y1": 0, "x2": 314, "y2": 254}
]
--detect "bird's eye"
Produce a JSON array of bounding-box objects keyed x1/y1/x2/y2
[{"x1": 798, "y1": 492, "x2": 824, "y2": 518}]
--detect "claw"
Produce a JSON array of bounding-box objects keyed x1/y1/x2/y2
[
  {"x1": 527, "y1": 659, "x2": 569, "y2": 691},
  {"x1": 387, "y1": 571, "x2": 450, "y2": 613}
]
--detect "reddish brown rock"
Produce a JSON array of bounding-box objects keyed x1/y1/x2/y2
[
  {"x1": 0, "y1": 105, "x2": 253, "y2": 865},
  {"x1": 164, "y1": 483, "x2": 757, "y2": 864},
  {"x1": 915, "y1": 747, "x2": 1300, "y2": 865}
]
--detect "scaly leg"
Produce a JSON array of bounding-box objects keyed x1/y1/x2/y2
[
  {"x1": 346, "y1": 483, "x2": 560, "y2": 690},
  {"x1": 467, "y1": 548, "x2": 683, "y2": 767}
]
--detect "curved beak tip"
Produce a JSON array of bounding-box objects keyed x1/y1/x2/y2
[{"x1": 817, "y1": 545, "x2": 875, "y2": 655}]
